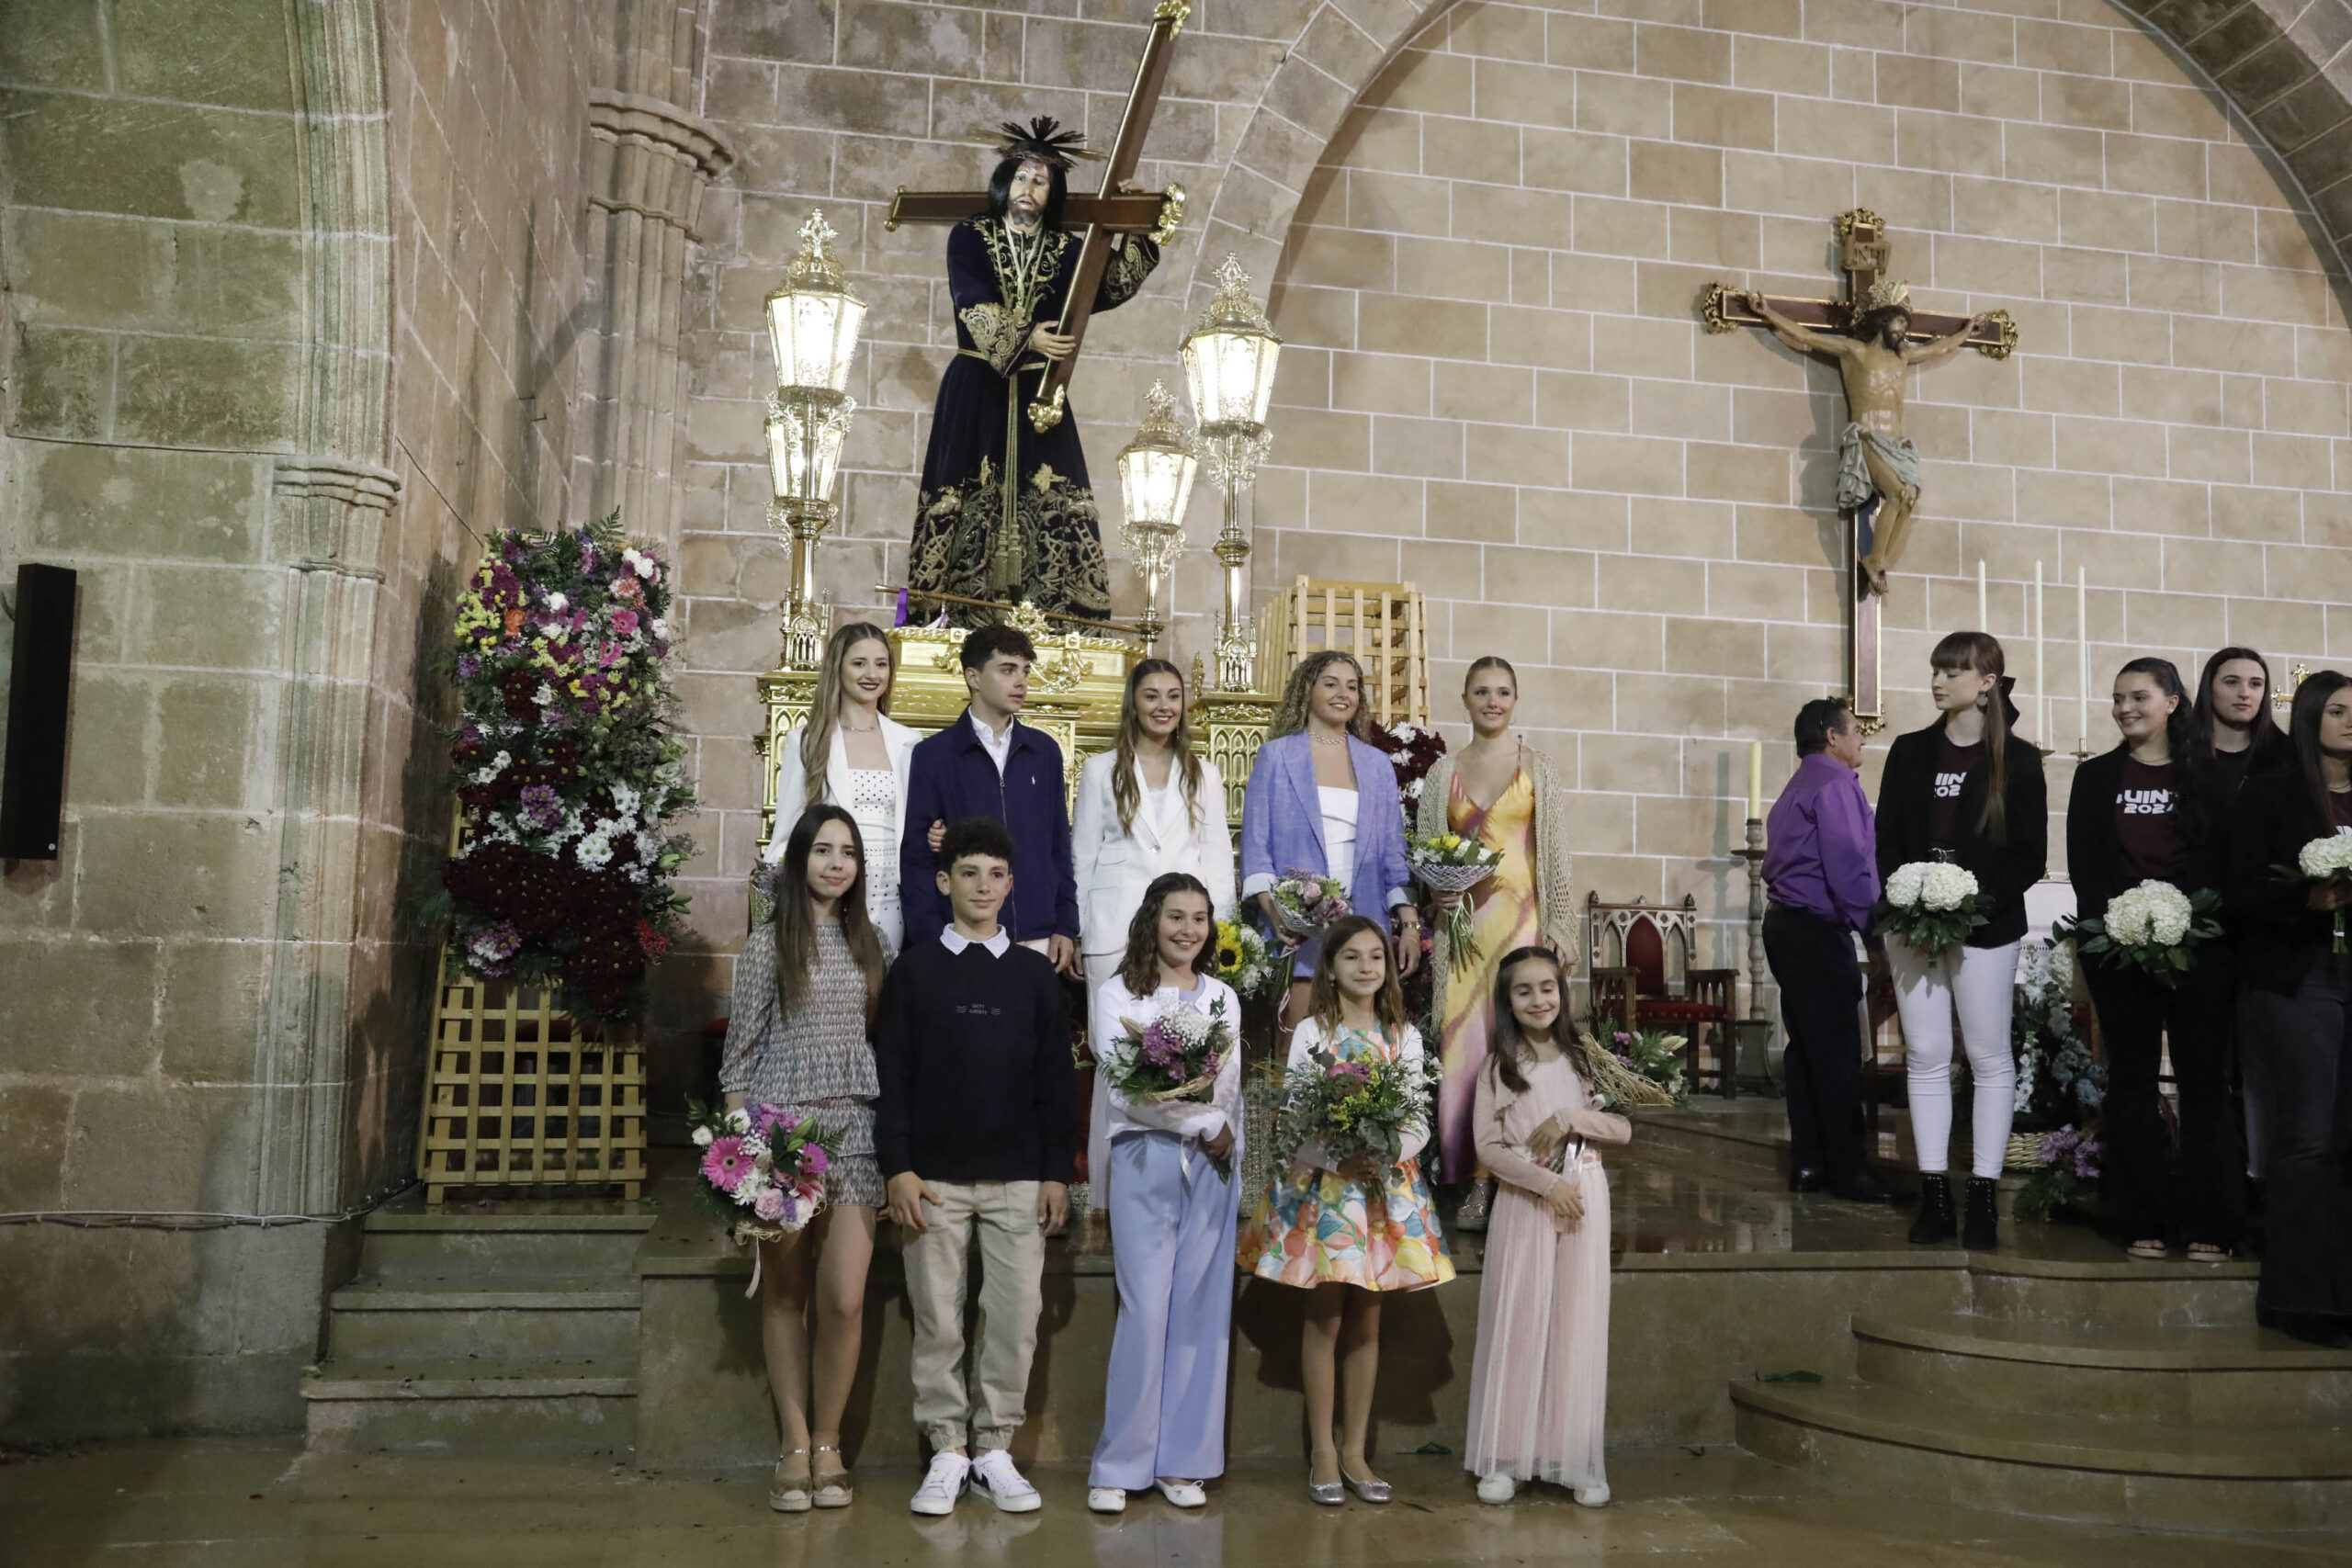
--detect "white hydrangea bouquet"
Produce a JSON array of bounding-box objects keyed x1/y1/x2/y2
[
  {"x1": 1880, "y1": 861, "x2": 1987, "y2": 952},
  {"x1": 2292, "y1": 834, "x2": 2352, "y2": 953},
  {"x1": 2072, "y1": 878, "x2": 2222, "y2": 986},
  {"x1": 1406, "y1": 829, "x2": 1505, "y2": 975}
]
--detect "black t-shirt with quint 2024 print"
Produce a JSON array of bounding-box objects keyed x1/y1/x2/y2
[
  {"x1": 2113, "y1": 757, "x2": 2187, "y2": 881},
  {"x1": 1928, "y1": 736, "x2": 1984, "y2": 850}
]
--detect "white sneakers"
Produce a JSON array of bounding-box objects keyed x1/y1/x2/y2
[
  {"x1": 1476, "y1": 1472, "x2": 1516, "y2": 1505},
  {"x1": 910, "y1": 1451, "x2": 969, "y2": 1516},
  {"x1": 968, "y1": 1448, "x2": 1042, "y2": 1513},
  {"x1": 1088, "y1": 1486, "x2": 1126, "y2": 1513},
  {"x1": 1573, "y1": 1482, "x2": 1611, "y2": 1507}
]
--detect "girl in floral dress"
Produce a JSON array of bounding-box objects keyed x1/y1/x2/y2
[
  {"x1": 1464, "y1": 946, "x2": 1628, "y2": 1508},
  {"x1": 1240, "y1": 916, "x2": 1453, "y2": 1505}
]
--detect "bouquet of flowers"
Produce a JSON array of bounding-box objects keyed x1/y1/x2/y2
[
  {"x1": 2013, "y1": 1124, "x2": 2102, "y2": 1224},
  {"x1": 2011, "y1": 938, "x2": 2105, "y2": 1129},
  {"x1": 1211, "y1": 918, "x2": 1283, "y2": 999},
  {"x1": 1268, "y1": 867, "x2": 1351, "y2": 942},
  {"x1": 430, "y1": 517, "x2": 696, "y2": 1023},
  {"x1": 687, "y1": 1100, "x2": 839, "y2": 1244},
  {"x1": 1880, "y1": 861, "x2": 1987, "y2": 953},
  {"x1": 1102, "y1": 999, "x2": 1238, "y2": 1176},
  {"x1": 2290, "y1": 834, "x2": 2352, "y2": 953},
  {"x1": 1406, "y1": 830, "x2": 1505, "y2": 976},
  {"x1": 1580, "y1": 1028, "x2": 1687, "y2": 1114},
  {"x1": 1266, "y1": 1038, "x2": 1438, "y2": 1173},
  {"x1": 2071, "y1": 879, "x2": 2222, "y2": 986}
]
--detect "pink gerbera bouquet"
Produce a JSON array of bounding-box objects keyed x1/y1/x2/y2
[
  {"x1": 1102, "y1": 998, "x2": 1238, "y2": 1176},
  {"x1": 686, "y1": 1100, "x2": 838, "y2": 1243}
]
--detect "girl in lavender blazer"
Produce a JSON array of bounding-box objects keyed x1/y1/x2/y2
[{"x1": 1241, "y1": 651, "x2": 1421, "y2": 1024}]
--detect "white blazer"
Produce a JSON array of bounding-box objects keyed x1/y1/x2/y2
[
  {"x1": 762, "y1": 714, "x2": 922, "y2": 865},
  {"x1": 1070, "y1": 750, "x2": 1238, "y2": 956}
]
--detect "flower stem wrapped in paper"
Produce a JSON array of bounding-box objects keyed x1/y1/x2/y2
[
  {"x1": 1265, "y1": 1036, "x2": 1438, "y2": 1175},
  {"x1": 2071, "y1": 879, "x2": 2221, "y2": 986},
  {"x1": 1102, "y1": 998, "x2": 1239, "y2": 1178},
  {"x1": 1577, "y1": 1028, "x2": 1686, "y2": 1119},
  {"x1": 2288, "y1": 835, "x2": 2352, "y2": 954},
  {"x1": 686, "y1": 1100, "x2": 838, "y2": 1258},
  {"x1": 1267, "y1": 867, "x2": 1351, "y2": 943},
  {"x1": 1406, "y1": 830, "x2": 1505, "y2": 976},
  {"x1": 1879, "y1": 861, "x2": 1988, "y2": 953}
]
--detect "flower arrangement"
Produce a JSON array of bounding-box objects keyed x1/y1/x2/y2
[
  {"x1": 2071, "y1": 879, "x2": 2221, "y2": 986},
  {"x1": 1406, "y1": 830, "x2": 1505, "y2": 975},
  {"x1": 1101, "y1": 998, "x2": 1238, "y2": 1176},
  {"x1": 686, "y1": 1100, "x2": 839, "y2": 1243},
  {"x1": 432, "y1": 519, "x2": 696, "y2": 1023},
  {"x1": 1369, "y1": 719, "x2": 1447, "y2": 815},
  {"x1": 1265, "y1": 1035, "x2": 1438, "y2": 1172},
  {"x1": 1268, "y1": 867, "x2": 1351, "y2": 941},
  {"x1": 1211, "y1": 918, "x2": 1283, "y2": 999},
  {"x1": 2012, "y1": 1124, "x2": 2102, "y2": 1224},
  {"x1": 1582, "y1": 1027, "x2": 1687, "y2": 1111},
  {"x1": 2290, "y1": 834, "x2": 2352, "y2": 953},
  {"x1": 2010, "y1": 938, "x2": 2105, "y2": 1131},
  {"x1": 1879, "y1": 861, "x2": 1986, "y2": 952}
]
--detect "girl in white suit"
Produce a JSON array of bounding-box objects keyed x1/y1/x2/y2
[
  {"x1": 1073, "y1": 659, "x2": 1237, "y2": 1207},
  {"x1": 763, "y1": 622, "x2": 922, "y2": 955}
]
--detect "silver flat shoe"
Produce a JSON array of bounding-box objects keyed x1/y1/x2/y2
[
  {"x1": 1306, "y1": 1477, "x2": 1344, "y2": 1506},
  {"x1": 1340, "y1": 1469, "x2": 1391, "y2": 1504}
]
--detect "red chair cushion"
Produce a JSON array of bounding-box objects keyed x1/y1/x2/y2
[
  {"x1": 1625, "y1": 919, "x2": 1668, "y2": 998},
  {"x1": 1639, "y1": 1000, "x2": 1724, "y2": 1023}
]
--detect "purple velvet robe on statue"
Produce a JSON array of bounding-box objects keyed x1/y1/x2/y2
[{"x1": 907, "y1": 216, "x2": 1159, "y2": 623}]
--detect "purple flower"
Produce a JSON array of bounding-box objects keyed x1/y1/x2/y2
[
  {"x1": 519, "y1": 784, "x2": 561, "y2": 829},
  {"x1": 610, "y1": 608, "x2": 640, "y2": 637},
  {"x1": 457, "y1": 653, "x2": 481, "y2": 679}
]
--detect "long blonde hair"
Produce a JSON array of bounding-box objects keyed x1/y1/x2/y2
[
  {"x1": 1269, "y1": 649, "x2": 1374, "y2": 742},
  {"x1": 799, "y1": 622, "x2": 895, "y2": 807},
  {"x1": 1112, "y1": 658, "x2": 1207, "y2": 835}
]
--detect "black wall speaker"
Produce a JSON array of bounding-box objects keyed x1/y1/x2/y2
[{"x1": 2, "y1": 563, "x2": 78, "y2": 860}]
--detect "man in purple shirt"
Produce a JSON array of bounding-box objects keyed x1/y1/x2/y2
[{"x1": 1762, "y1": 697, "x2": 1890, "y2": 1203}]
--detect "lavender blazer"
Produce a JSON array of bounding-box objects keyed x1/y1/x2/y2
[{"x1": 1238, "y1": 731, "x2": 1413, "y2": 937}]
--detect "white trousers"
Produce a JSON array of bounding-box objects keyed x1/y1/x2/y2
[{"x1": 1886, "y1": 937, "x2": 2019, "y2": 1179}]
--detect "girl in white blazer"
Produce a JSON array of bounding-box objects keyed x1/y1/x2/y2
[
  {"x1": 762, "y1": 622, "x2": 922, "y2": 955},
  {"x1": 1073, "y1": 659, "x2": 1238, "y2": 1207}
]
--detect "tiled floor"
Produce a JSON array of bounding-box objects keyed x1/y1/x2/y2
[{"x1": 4, "y1": 1439, "x2": 2345, "y2": 1565}]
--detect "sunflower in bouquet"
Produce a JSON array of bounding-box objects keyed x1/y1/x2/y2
[{"x1": 1406, "y1": 829, "x2": 1505, "y2": 976}]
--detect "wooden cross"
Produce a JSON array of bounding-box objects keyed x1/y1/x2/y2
[
  {"x1": 886, "y1": 0, "x2": 1191, "y2": 436},
  {"x1": 1702, "y1": 211, "x2": 2017, "y2": 734}
]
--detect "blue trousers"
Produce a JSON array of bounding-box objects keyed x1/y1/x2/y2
[{"x1": 1089, "y1": 1131, "x2": 1238, "y2": 1489}]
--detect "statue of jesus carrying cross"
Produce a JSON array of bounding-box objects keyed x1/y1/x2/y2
[{"x1": 1732, "y1": 278, "x2": 1996, "y2": 598}]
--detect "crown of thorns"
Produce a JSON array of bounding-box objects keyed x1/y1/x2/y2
[
  {"x1": 1855, "y1": 277, "x2": 1911, "y2": 315},
  {"x1": 978, "y1": 116, "x2": 1103, "y2": 169}
]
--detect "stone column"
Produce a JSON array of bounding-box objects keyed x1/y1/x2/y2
[{"x1": 582, "y1": 2, "x2": 733, "y2": 547}]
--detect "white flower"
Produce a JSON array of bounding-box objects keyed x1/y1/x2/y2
[
  {"x1": 691, "y1": 1125, "x2": 714, "y2": 1147},
  {"x1": 1919, "y1": 863, "x2": 1978, "y2": 911},
  {"x1": 610, "y1": 782, "x2": 641, "y2": 818},
  {"x1": 534, "y1": 682, "x2": 556, "y2": 706},
  {"x1": 575, "y1": 831, "x2": 615, "y2": 870},
  {"x1": 545, "y1": 592, "x2": 569, "y2": 613},
  {"x1": 2301, "y1": 834, "x2": 2352, "y2": 878},
  {"x1": 650, "y1": 617, "x2": 672, "y2": 640},
  {"x1": 725, "y1": 1107, "x2": 751, "y2": 1134},
  {"x1": 1886, "y1": 863, "x2": 1927, "y2": 908}
]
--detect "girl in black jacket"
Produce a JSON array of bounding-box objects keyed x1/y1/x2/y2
[
  {"x1": 2224, "y1": 671, "x2": 2352, "y2": 1346},
  {"x1": 1876, "y1": 632, "x2": 2048, "y2": 1250},
  {"x1": 2067, "y1": 659, "x2": 2240, "y2": 1263}
]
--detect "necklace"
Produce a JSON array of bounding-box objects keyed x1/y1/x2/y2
[
  {"x1": 840, "y1": 720, "x2": 880, "y2": 734},
  {"x1": 1311, "y1": 730, "x2": 1348, "y2": 748}
]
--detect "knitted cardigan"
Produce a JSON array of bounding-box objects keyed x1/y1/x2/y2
[{"x1": 1415, "y1": 742, "x2": 1577, "y2": 1027}]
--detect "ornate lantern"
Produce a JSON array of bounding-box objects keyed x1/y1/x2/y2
[
  {"x1": 1177, "y1": 255, "x2": 1281, "y2": 691},
  {"x1": 1114, "y1": 380, "x2": 1198, "y2": 656},
  {"x1": 763, "y1": 212, "x2": 865, "y2": 670}
]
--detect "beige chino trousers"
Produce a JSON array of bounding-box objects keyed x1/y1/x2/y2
[{"x1": 900, "y1": 1178, "x2": 1045, "y2": 1453}]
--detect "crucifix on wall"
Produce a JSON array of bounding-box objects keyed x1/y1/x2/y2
[{"x1": 1702, "y1": 211, "x2": 2017, "y2": 732}]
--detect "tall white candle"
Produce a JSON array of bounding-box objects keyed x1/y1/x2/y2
[
  {"x1": 1977, "y1": 559, "x2": 1987, "y2": 629},
  {"x1": 2033, "y1": 560, "x2": 2044, "y2": 741},
  {"x1": 2077, "y1": 567, "x2": 2089, "y2": 753}
]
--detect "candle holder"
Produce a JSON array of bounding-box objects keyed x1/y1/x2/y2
[{"x1": 1731, "y1": 818, "x2": 1775, "y2": 1099}]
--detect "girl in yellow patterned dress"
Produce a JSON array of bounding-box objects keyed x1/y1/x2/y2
[{"x1": 1239, "y1": 916, "x2": 1454, "y2": 1504}]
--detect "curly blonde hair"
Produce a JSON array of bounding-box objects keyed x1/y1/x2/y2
[{"x1": 1269, "y1": 650, "x2": 1375, "y2": 741}]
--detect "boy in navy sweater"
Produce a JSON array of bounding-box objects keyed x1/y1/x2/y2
[
  {"x1": 899, "y1": 624, "x2": 1081, "y2": 973},
  {"x1": 876, "y1": 817, "x2": 1073, "y2": 1517}
]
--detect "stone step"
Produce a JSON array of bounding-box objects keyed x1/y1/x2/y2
[
  {"x1": 1852, "y1": 1314, "x2": 2352, "y2": 1426},
  {"x1": 325, "y1": 1280, "x2": 640, "y2": 1365},
  {"x1": 1963, "y1": 1251, "x2": 2258, "y2": 1330},
  {"x1": 301, "y1": 1361, "x2": 637, "y2": 1457},
  {"x1": 1732, "y1": 1374, "x2": 2352, "y2": 1532},
  {"x1": 356, "y1": 1206, "x2": 654, "y2": 1282}
]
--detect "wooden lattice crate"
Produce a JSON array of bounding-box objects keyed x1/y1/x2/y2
[
  {"x1": 1255, "y1": 577, "x2": 1430, "y2": 726},
  {"x1": 418, "y1": 953, "x2": 647, "y2": 1203}
]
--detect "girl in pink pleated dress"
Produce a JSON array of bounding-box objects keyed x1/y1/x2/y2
[{"x1": 1464, "y1": 945, "x2": 1629, "y2": 1507}]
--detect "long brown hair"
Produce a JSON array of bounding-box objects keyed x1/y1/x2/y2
[
  {"x1": 1306, "y1": 914, "x2": 1410, "y2": 1039},
  {"x1": 2287, "y1": 670, "x2": 2352, "y2": 826},
  {"x1": 1111, "y1": 659, "x2": 1207, "y2": 835},
  {"x1": 1487, "y1": 945, "x2": 1594, "y2": 1094},
  {"x1": 772, "y1": 804, "x2": 887, "y2": 1017},
  {"x1": 1115, "y1": 872, "x2": 1214, "y2": 997},
  {"x1": 1269, "y1": 649, "x2": 1375, "y2": 741},
  {"x1": 2190, "y1": 645, "x2": 2287, "y2": 766},
  {"x1": 798, "y1": 622, "x2": 895, "y2": 807},
  {"x1": 1931, "y1": 629, "x2": 2016, "y2": 843}
]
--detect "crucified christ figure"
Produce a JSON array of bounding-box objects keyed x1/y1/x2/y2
[{"x1": 1735, "y1": 288, "x2": 1994, "y2": 596}]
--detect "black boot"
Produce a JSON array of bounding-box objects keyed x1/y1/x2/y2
[
  {"x1": 1962, "y1": 1177, "x2": 2001, "y2": 1251},
  {"x1": 1907, "y1": 1174, "x2": 1955, "y2": 1245}
]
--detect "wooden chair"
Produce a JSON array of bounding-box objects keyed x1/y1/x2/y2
[{"x1": 1585, "y1": 892, "x2": 1739, "y2": 1099}]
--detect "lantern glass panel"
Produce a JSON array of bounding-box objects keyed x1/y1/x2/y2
[
  {"x1": 767, "y1": 292, "x2": 865, "y2": 393},
  {"x1": 766, "y1": 398, "x2": 853, "y2": 505}
]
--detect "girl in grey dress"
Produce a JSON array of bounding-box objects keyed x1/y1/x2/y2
[{"x1": 722, "y1": 804, "x2": 888, "y2": 1513}]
